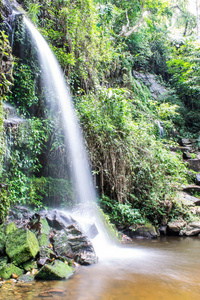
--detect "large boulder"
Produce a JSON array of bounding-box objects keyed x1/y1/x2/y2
[
  {"x1": 167, "y1": 220, "x2": 186, "y2": 234},
  {"x1": 124, "y1": 224, "x2": 158, "y2": 239},
  {"x1": 6, "y1": 228, "x2": 39, "y2": 265},
  {"x1": 35, "y1": 260, "x2": 74, "y2": 280},
  {"x1": 53, "y1": 224, "x2": 98, "y2": 265},
  {"x1": 40, "y1": 209, "x2": 77, "y2": 230},
  {"x1": 179, "y1": 221, "x2": 200, "y2": 236}
]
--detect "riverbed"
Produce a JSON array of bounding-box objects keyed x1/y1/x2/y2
[{"x1": 1, "y1": 236, "x2": 200, "y2": 299}]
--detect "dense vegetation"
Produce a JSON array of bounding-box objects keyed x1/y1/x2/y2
[{"x1": 0, "y1": 0, "x2": 200, "y2": 229}]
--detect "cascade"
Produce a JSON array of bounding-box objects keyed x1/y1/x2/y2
[
  {"x1": 24, "y1": 18, "x2": 95, "y2": 207},
  {"x1": 24, "y1": 17, "x2": 112, "y2": 257},
  {"x1": 156, "y1": 120, "x2": 164, "y2": 137}
]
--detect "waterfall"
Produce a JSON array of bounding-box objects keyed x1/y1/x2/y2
[
  {"x1": 24, "y1": 17, "x2": 96, "y2": 206},
  {"x1": 23, "y1": 18, "x2": 114, "y2": 257},
  {"x1": 156, "y1": 120, "x2": 164, "y2": 138}
]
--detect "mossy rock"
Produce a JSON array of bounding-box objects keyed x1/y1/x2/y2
[
  {"x1": 38, "y1": 218, "x2": 50, "y2": 247},
  {"x1": 5, "y1": 222, "x2": 17, "y2": 235},
  {"x1": 35, "y1": 260, "x2": 74, "y2": 280},
  {"x1": 0, "y1": 263, "x2": 23, "y2": 279},
  {"x1": 0, "y1": 225, "x2": 6, "y2": 254},
  {"x1": 0, "y1": 256, "x2": 8, "y2": 269},
  {"x1": 129, "y1": 224, "x2": 158, "y2": 238},
  {"x1": 6, "y1": 228, "x2": 39, "y2": 265},
  {"x1": 23, "y1": 260, "x2": 38, "y2": 272}
]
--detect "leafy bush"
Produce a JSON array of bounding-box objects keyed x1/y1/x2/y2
[
  {"x1": 100, "y1": 196, "x2": 146, "y2": 227},
  {"x1": 76, "y1": 85, "x2": 188, "y2": 224}
]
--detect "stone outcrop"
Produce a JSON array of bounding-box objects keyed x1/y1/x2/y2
[
  {"x1": 133, "y1": 71, "x2": 167, "y2": 99},
  {"x1": 179, "y1": 221, "x2": 200, "y2": 236},
  {"x1": 0, "y1": 206, "x2": 98, "y2": 280},
  {"x1": 167, "y1": 220, "x2": 186, "y2": 234}
]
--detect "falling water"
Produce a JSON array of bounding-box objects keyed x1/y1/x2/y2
[
  {"x1": 24, "y1": 18, "x2": 114, "y2": 257},
  {"x1": 24, "y1": 17, "x2": 96, "y2": 206}
]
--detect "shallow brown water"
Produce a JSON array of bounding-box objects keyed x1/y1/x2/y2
[{"x1": 1, "y1": 237, "x2": 200, "y2": 300}]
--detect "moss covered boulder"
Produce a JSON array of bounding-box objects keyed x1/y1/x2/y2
[
  {"x1": 35, "y1": 260, "x2": 74, "y2": 280},
  {"x1": 0, "y1": 263, "x2": 23, "y2": 279},
  {"x1": 6, "y1": 228, "x2": 39, "y2": 265}
]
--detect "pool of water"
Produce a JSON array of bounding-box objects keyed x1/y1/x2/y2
[{"x1": 1, "y1": 236, "x2": 200, "y2": 299}]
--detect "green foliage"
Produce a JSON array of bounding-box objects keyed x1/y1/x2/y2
[
  {"x1": 76, "y1": 85, "x2": 188, "y2": 224},
  {"x1": 0, "y1": 31, "x2": 13, "y2": 99},
  {"x1": 9, "y1": 63, "x2": 39, "y2": 116},
  {"x1": 167, "y1": 39, "x2": 200, "y2": 134},
  {"x1": 0, "y1": 0, "x2": 196, "y2": 226},
  {"x1": 2, "y1": 118, "x2": 48, "y2": 207},
  {"x1": 100, "y1": 196, "x2": 146, "y2": 227},
  {"x1": 0, "y1": 185, "x2": 9, "y2": 223}
]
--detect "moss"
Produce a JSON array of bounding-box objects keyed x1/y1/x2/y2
[
  {"x1": 0, "y1": 224, "x2": 6, "y2": 254},
  {"x1": 35, "y1": 260, "x2": 74, "y2": 280},
  {"x1": 5, "y1": 222, "x2": 17, "y2": 235},
  {"x1": 37, "y1": 218, "x2": 50, "y2": 247},
  {"x1": 6, "y1": 228, "x2": 39, "y2": 265},
  {"x1": 23, "y1": 260, "x2": 37, "y2": 272},
  {"x1": 0, "y1": 263, "x2": 23, "y2": 279},
  {"x1": 0, "y1": 256, "x2": 8, "y2": 269}
]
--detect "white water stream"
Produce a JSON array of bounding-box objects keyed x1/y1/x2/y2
[
  {"x1": 24, "y1": 18, "x2": 114, "y2": 258},
  {"x1": 24, "y1": 18, "x2": 96, "y2": 206}
]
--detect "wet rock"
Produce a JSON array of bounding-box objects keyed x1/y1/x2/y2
[
  {"x1": 167, "y1": 220, "x2": 186, "y2": 234},
  {"x1": 179, "y1": 221, "x2": 200, "y2": 236},
  {"x1": 40, "y1": 210, "x2": 77, "y2": 230},
  {"x1": 0, "y1": 263, "x2": 23, "y2": 280},
  {"x1": 84, "y1": 222, "x2": 98, "y2": 239},
  {"x1": 121, "y1": 233, "x2": 132, "y2": 242},
  {"x1": 53, "y1": 229, "x2": 72, "y2": 258},
  {"x1": 6, "y1": 228, "x2": 39, "y2": 265},
  {"x1": 53, "y1": 224, "x2": 98, "y2": 265},
  {"x1": 35, "y1": 260, "x2": 74, "y2": 280},
  {"x1": 127, "y1": 224, "x2": 158, "y2": 239}
]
